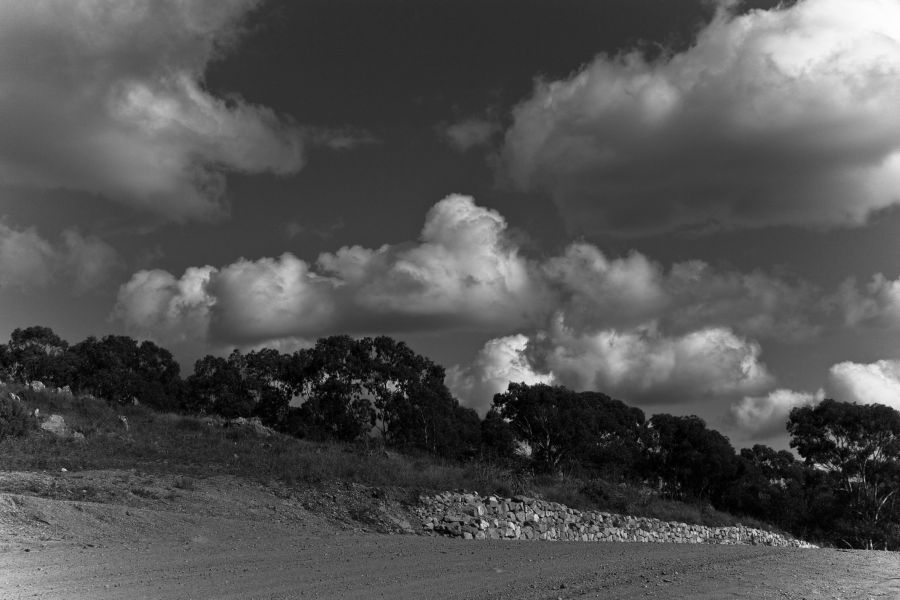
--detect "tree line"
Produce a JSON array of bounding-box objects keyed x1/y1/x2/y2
[{"x1": 1, "y1": 325, "x2": 898, "y2": 549}]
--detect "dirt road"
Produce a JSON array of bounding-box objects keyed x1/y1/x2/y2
[
  {"x1": 3, "y1": 512, "x2": 899, "y2": 599},
  {"x1": 1, "y1": 472, "x2": 898, "y2": 599}
]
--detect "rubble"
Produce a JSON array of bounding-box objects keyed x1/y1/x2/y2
[{"x1": 414, "y1": 492, "x2": 815, "y2": 548}]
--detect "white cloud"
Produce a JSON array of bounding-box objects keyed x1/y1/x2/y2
[
  {"x1": 451, "y1": 319, "x2": 774, "y2": 413},
  {"x1": 114, "y1": 195, "x2": 548, "y2": 346},
  {"x1": 208, "y1": 253, "x2": 339, "y2": 343},
  {"x1": 730, "y1": 388, "x2": 824, "y2": 439},
  {"x1": 440, "y1": 117, "x2": 500, "y2": 152},
  {"x1": 828, "y1": 359, "x2": 900, "y2": 411},
  {"x1": 316, "y1": 195, "x2": 546, "y2": 331},
  {"x1": 113, "y1": 266, "x2": 216, "y2": 346},
  {"x1": 446, "y1": 335, "x2": 554, "y2": 415},
  {"x1": 501, "y1": 0, "x2": 900, "y2": 234},
  {"x1": 535, "y1": 319, "x2": 774, "y2": 404},
  {"x1": 0, "y1": 222, "x2": 118, "y2": 292},
  {"x1": 0, "y1": 0, "x2": 305, "y2": 221}
]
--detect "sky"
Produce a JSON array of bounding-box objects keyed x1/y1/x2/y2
[{"x1": 3, "y1": 0, "x2": 900, "y2": 449}]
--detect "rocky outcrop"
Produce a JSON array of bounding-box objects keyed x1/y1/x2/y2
[{"x1": 415, "y1": 492, "x2": 815, "y2": 548}]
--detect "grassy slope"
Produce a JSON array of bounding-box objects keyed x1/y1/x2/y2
[{"x1": 0, "y1": 384, "x2": 774, "y2": 531}]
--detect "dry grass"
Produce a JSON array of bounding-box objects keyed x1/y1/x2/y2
[{"x1": 0, "y1": 383, "x2": 773, "y2": 530}]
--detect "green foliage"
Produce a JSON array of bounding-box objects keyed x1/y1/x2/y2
[
  {"x1": 0, "y1": 326, "x2": 73, "y2": 386},
  {"x1": 646, "y1": 414, "x2": 737, "y2": 504},
  {"x1": 788, "y1": 399, "x2": 900, "y2": 549},
  {"x1": 0, "y1": 394, "x2": 35, "y2": 440},
  {"x1": 70, "y1": 335, "x2": 181, "y2": 409},
  {"x1": 491, "y1": 383, "x2": 645, "y2": 475}
]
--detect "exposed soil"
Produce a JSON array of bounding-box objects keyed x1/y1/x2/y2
[{"x1": 1, "y1": 470, "x2": 899, "y2": 599}]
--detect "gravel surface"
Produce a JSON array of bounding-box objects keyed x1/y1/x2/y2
[{"x1": 3, "y1": 513, "x2": 899, "y2": 599}]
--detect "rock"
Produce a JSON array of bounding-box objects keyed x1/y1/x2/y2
[
  {"x1": 225, "y1": 416, "x2": 276, "y2": 437},
  {"x1": 247, "y1": 417, "x2": 275, "y2": 437},
  {"x1": 28, "y1": 381, "x2": 46, "y2": 392},
  {"x1": 40, "y1": 414, "x2": 69, "y2": 437}
]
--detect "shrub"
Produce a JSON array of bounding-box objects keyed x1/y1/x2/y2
[{"x1": 0, "y1": 394, "x2": 35, "y2": 440}]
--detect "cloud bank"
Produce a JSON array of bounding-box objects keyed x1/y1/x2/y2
[
  {"x1": 0, "y1": 0, "x2": 304, "y2": 221},
  {"x1": 113, "y1": 195, "x2": 854, "y2": 413},
  {"x1": 501, "y1": 0, "x2": 900, "y2": 234},
  {"x1": 115, "y1": 195, "x2": 546, "y2": 346}
]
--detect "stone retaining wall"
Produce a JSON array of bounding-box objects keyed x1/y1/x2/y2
[{"x1": 415, "y1": 492, "x2": 815, "y2": 548}]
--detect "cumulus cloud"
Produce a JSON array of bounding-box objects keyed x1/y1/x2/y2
[
  {"x1": 501, "y1": 0, "x2": 900, "y2": 234},
  {"x1": 449, "y1": 319, "x2": 774, "y2": 413},
  {"x1": 317, "y1": 196, "x2": 545, "y2": 331},
  {"x1": 113, "y1": 266, "x2": 217, "y2": 346},
  {"x1": 730, "y1": 388, "x2": 824, "y2": 439},
  {"x1": 114, "y1": 194, "x2": 826, "y2": 414},
  {"x1": 0, "y1": 0, "x2": 305, "y2": 221},
  {"x1": 208, "y1": 254, "x2": 339, "y2": 343},
  {"x1": 533, "y1": 319, "x2": 774, "y2": 405},
  {"x1": 0, "y1": 222, "x2": 118, "y2": 292},
  {"x1": 446, "y1": 335, "x2": 554, "y2": 415},
  {"x1": 114, "y1": 195, "x2": 548, "y2": 346},
  {"x1": 440, "y1": 117, "x2": 500, "y2": 152},
  {"x1": 828, "y1": 360, "x2": 900, "y2": 411}
]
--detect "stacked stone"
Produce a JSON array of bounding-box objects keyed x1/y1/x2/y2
[{"x1": 415, "y1": 492, "x2": 815, "y2": 548}]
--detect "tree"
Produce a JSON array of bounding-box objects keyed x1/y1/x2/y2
[
  {"x1": 367, "y1": 336, "x2": 478, "y2": 456},
  {"x1": 296, "y1": 336, "x2": 376, "y2": 441},
  {"x1": 1, "y1": 326, "x2": 73, "y2": 385},
  {"x1": 788, "y1": 399, "x2": 900, "y2": 549},
  {"x1": 185, "y1": 351, "x2": 252, "y2": 417},
  {"x1": 243, "y1": 348, "x2": 295, "y2": 427},
  {"x1": 70, "y1": 335, "x2": 181, "y2": 409},
  {"x1": 491, "y1": 383, "x2": 645, "y2": 475},
  {"x1": 646, "y1": 414, "x2": 737, "y2": 503},
  {"x1": 480, "y1": 408, "x2": 517, "y2": 460},
  {"x1": 722, "y1": 445, "x2": 808, "y2": 533}
]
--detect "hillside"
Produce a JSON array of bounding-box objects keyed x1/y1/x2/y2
[{"x1": 0, "y1": 382, "x2": 783, "y2": 537}]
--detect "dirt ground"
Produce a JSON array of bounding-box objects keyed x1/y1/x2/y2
[{"x1": 1, "y1": 470, "x2": 899, "y2": 600}]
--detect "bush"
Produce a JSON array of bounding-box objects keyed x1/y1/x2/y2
[{"x1": 0, "y1": 394, "x2": 35, "y2": 440}]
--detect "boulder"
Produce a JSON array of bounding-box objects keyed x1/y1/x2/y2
[{"x1": 40, "y1": 414, "x2": 69, "y2": 437}]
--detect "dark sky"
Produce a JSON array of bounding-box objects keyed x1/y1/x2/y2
[{"x1": 2, "y1": 0, "x2": 899, "y2": 449}]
